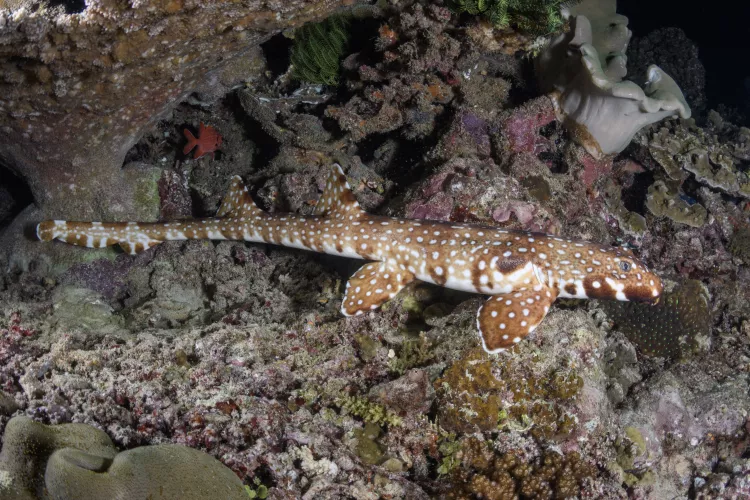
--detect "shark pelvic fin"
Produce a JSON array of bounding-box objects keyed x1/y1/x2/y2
[{"x1": 341, "y1": 261, "x2": 416, "y2": 316}]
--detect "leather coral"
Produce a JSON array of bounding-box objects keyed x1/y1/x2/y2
[{"x1": 535, "y1": 0, "x2": 691, "y2": 158}]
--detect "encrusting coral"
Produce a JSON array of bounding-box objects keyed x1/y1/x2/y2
[
  {"x1": 433, "y1": 348, "x2": 583, "y2": 438},
  {"x1": 645, "y1": 180, "x2": 708, "y2": 228},
  {"x1": 627, "y1": 112, "x2": 750, "y2": 227},
  {"x1": 602, "y1": 279, "x2": 710, "y2": 359},
  {"x1": 645, "y1": 119, "x2": 750, "y2": 200}
]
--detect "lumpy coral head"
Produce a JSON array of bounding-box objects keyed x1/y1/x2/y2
[
  {"x1": 0, "y1": 416, "x2": 246, "y2": 500},
  {"x1": 44, "y1": 444, "x2": 247, "y2": 500},
  {"x1": 537, "y1": 14, "x2": 691, "y2": 158},
  {"x1": 0, "y1": 416, "x2": 116, "y2": 497}
]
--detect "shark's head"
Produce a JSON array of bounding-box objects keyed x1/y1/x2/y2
[{"x1": 581, "y1": 246, "x2": 662, "y2": 303}]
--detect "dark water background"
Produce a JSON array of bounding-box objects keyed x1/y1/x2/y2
[{"x1": 621, "y1": 0, "x2": 750, "y2": 122}]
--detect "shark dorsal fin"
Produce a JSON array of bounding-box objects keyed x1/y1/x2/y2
[
  {"x1": 313, "y1": 164, "x2": 364, "y2": 220},
  {"x1": 217, "y1": 175, "x2": 264, "y2": 218}
]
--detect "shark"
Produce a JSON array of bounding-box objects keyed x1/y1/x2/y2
[{"x1": 37, "y1": 164, "x2": 662, "y2": 353}]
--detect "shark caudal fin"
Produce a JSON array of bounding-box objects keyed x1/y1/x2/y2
[
  {"x1": 216, "y1": 175, "x2": 265, "y2": 218},
  {"x1": 313, "y1": 164, "x2": 365, "y2": 220},
  {"x1": 36, "y1": 220, "x2": 64, "y2": 242},
  {"x1": 36, "y1": 220, "x2": 164, "y2": 255},
  {"x1": 477, "y1": 284, "x2": 558, "y2": 354}
]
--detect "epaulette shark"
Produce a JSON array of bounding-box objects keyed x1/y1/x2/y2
[{"x1": 37, "y1": 164, "x2": 662, "y2": 353}]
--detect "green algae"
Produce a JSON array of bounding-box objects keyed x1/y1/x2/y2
[
  {"x1": 244, "y1": 478, "x2": 269, "y2": 499},
  {"x1": 388, "y1": 333, "x2": 434, "y2": 375},
  {"x1": 354, "y1": 333, "x2": 381, "y2": 362},
  {"x1": 290, "y1": 15, "x2": 351, "y2": 86},
  {"x1": 337, "y1": 395, "x2": 403, "y2": 427}
]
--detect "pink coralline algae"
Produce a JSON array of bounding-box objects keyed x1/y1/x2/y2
[
  {"x1": 492, "y1": 201, "x2": 540, "y2": 229},
  {"x1": 0, "y1": 312, "x2": 35, "y2": 366},
  {"x1": 433, "y1": 112, "x2": 492, "y2": 161},
  {"x1": 497, "y1": 96, "x2": 556, "y2": 155},
  {"x1": 404, "y1": 191, "x2": 455, "y2": 222},
  {"x1": 579, "y1": 153, "x2": 614, "y2": 189}
]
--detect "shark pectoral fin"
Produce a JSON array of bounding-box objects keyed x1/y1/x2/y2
[
  {"x1": 217, "y1": 175, "x2": 264, "y2": 218},
  {"x1": 341, "y1": 262, "x2": 415, "y2": 316},
  {"x1": 313, "y1": 164, "x2": 365, "y2": 220},
  {"x1": 477, "y1": 285, "x2": 558, "y2": 353},
  {"x1": 118, "y1": 238, "x2": 163, "y2": 255}
]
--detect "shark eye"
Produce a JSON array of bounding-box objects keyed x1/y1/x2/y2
[{"x1": 619, "y1": 261, "x2": 632, "y2": 272}]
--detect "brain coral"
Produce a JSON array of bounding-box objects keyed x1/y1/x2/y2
[{"x1": 0, "y1": 416, "x2": 247, "y2": 500}]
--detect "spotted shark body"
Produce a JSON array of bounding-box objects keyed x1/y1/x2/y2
[{"x1": 37, "y1": 165, "x2": 662, "y2": 353}]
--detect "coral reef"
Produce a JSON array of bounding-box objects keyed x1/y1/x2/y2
[
  {"x1": 433, "y1": 347, "x2": 584, "y2": 439},
  {"x1": 645, "y1": 180, "x2": 708, "y2": 228},
  {"x1": 451, "y1": 439, "x2": 598, "y2": 499},
  {"x1": 645, "y1": 119, "x2": 750, "y2": 199},
  {"x1": 1, "y1": 1, "x2": 749, "y2": 498},
  {"x1": 0, "y1": 0, "x2": 348, "y2": 223},
  {"x1": 325, "y1": 3, "x2": 461, "y2": 141}
]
